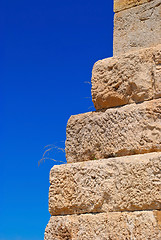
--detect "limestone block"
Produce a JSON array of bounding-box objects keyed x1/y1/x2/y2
[
  {"x1": 49, "y1": 152, "x2": 161, "y2": 215},
  {"x1": 113, "y1": 0, "x2": 161, "y2": 55},
  {"x1": 92, "y1": 45, "x2": 161, "y2": 110},
  {"x1": 114, "y1": 0, "x2": 154, "y2": 12},
  {"x1": 65, "y1": 99, "x2": 161, "y2": 163},
  {"x1": 45, "y1": 211, "x2": 161, "y2": 240}
]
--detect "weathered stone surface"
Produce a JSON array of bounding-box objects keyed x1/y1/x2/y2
[
  {"x1": 92, "y1": 45, "x2": 161, "y2": 110},
  {"x1": 45, "y1": 211, "x2": 161, "y2": 240},
  {"x1": 113, "y1": 0, "x2": 161, "y2": 55},
  {"x1": 65, "y1": 99, "x2": 161, "y2": 163},
  {"x1": 114, "y1": 0, "x2": 154, "y2": 12},
  {"x1": 49, "y1": 152, "x2": 161, "y2": 215}
]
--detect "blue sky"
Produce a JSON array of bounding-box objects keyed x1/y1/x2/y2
[{"x1": 1, "y1": 0, "x2": 114, "y2": 239}]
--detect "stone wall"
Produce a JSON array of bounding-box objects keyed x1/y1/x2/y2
[
  {"x1": 113, "y1": 0, "x2": 161, "y2": 55},
  {"x1": 45, "y1": 0, "x2": 161, "y2": 239}
]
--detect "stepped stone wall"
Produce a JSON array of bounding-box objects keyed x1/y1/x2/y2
[{"x1": 45, "y1": 0, "x2": 161, "y2": 239}]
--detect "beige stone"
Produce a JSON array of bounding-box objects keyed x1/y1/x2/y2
[
  {"x1": 92, "y1": 45, "x2": 161, "y2": 110},
  {"x1": 65, "y1": 99, "x2": 161, "y2": 163},
  {"x1": 114, "y1": 0, "x2": 154, "y2": 12},
  {"x1": 45, "y1": 211, "x2": 161, "y2": 240},
  {"x1": 49, "y1": 152, "x2": 161, "y2": 215},
  {"x1": 113, "y1": 0, "x2": 161, "y2": 55}
]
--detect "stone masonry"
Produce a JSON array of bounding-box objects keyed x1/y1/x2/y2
[
  {"x1": 45, "y1": 0, "x2": 161, "y2": 239},
  {"x1": 113, "y1": 0, "x2": 161, "y2": 55},
  {"x1": 92, "y1": 45, "x2": 161, "y2": 109}
]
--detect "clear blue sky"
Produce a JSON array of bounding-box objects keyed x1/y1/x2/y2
[{"x1": 1, "y1": 0, "x2": 114, "y2": 239}]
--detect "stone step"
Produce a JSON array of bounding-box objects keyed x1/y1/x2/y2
[
  {"x1": 45, "y1": 211, "x2": 161, "y2": 240},
  {"x1": 92, "y1": 44, "x2": 161, "y2": 110},
  {"x1": 114, "y1": 0, "x2": 154, "y2": 12},
  {"x1": 49, "y1": 152, "x2": 161, "y2": 216},
  {"x1": 113, "y1": 0, "x2": 161, "y2": 55},
  {"x1": 65, "y1": 99, "x2": 161, "y2": 163}
]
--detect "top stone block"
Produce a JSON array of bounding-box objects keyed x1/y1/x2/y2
[
  {"x1": 114, "y1": 0, "x2": 153, "y2": 12},
  {"x1": 113, "y1": 0, "x2": 161, "y2": 55}
]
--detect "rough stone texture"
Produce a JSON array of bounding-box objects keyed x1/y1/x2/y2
[
  {"x1": 45, "y1": 0, "x2": 161, "y2": 238},
  {"x1": 92, "y1": 45, "x2": 161, "y2": 110},
  {"x1": 113, "y1": 0, "x2": 161, "y2": 55},
  {"x1": 49, "y1": 152, "x2": 161, "y2": 215},
  {"x1": 65, "y1": 99, "x2": 161, "y2": 163},
  {"x1": 114, "y1": 0, "x2": 154, "y2": 12},
  {"x1": 45, "y1": 211, "x2": 161, "y2": 240}
]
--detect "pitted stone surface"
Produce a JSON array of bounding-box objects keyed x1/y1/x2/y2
[
  {"x1": 114, "y1": 0, "x2": 154, "y2": 12},
  {"x1": 45, "y1": 0, "x2": 161, "y2": 238},
  {"x1": 49, "y1": 152, "x2": 161, "y2": 215},
  {"x1": 45, "y1": 211, "x2": 161, "y2": 240},
  {"x1": 92, "y1": 45, "x2": 161, "y2": 110},
  {"x1": 65, "y1": 99, "x2": 161, "y2": 163},
  {"x1": 113, "y1": 0, "x2": 161, "y2": 55}
]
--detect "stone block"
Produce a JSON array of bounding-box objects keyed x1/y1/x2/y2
[
  {"x1": 92, "y1": 45, "x2": 161, "y2": 110},
  {"x1": 113, "y1": 0, "x2": 161, "y2": 55},
  {"x1": 49, "y1": 152, "x2": 161, "y2": 215},
  {"x1": 45, "y1": 211, "x2": 161, "y2": 240},
  {"x1": 114, "y1": 0, "x2": 154, "y2": 12},
  {"x1": 65, "y1": 99, "x2": 161, "y2": 163}
]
